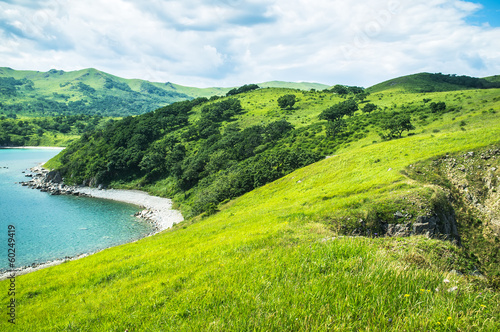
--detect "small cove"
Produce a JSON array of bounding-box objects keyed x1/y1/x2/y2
[{"x1": 0, "y1": 148, "x2": 154, "y2": 271}]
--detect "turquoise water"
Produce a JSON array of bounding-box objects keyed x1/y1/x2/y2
[{"x1": 0, "y1": 148, "x2": 154, "y2": 271}]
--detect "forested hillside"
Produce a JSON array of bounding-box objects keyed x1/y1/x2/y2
[
  {"x1": 48, "y1": 73, "x2": 500, "y2": 219},
  {"x1": 0, "y1": 114, "x2": 111, "y2": 146}
]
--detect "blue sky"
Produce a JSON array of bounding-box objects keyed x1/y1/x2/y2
[
  {"x1": 0, "y1": 0, "x2": 499, "y2": 88},
  {"x1": 465, "y1": 0, "x2": 500, "y2": 26}
]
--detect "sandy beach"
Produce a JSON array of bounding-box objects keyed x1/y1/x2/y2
[{"x1": 77, "y1": 187, "x2": 184, "y2": 232}]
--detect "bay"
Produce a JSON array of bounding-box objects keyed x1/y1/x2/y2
[{"x1": 0, "y1": 148, "x2": 153, "y2": 271}]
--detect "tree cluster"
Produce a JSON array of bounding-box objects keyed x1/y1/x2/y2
[
  {"x1": 0, "y1": 114, "x2": 105, "y2": 146},
  {"x1": 429, "y1": 101, "x2": 446, "y2": 113},
  {"x1": 226, "y1": 84, "x2": 260, "y2": 96},
  {"x1": 103, "y1": 78, "x2": 133, "y2": 92},
  {"x1": 277, "y1": 94, "x2": 296, "y2": 110},
  {"x1": 428, "y1": 73, "x2": 500, "y2": 89},
  {"x1": 329, "y1": 85, "x2": 366, "y2": 95},
  {"x1": 0, "y1": 77, "x2": 33, "y2": 96},
  {"x1": 56, "y1": 97, "x2": 320, "y2": 216}
]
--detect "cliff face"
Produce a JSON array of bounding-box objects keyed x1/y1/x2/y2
[
  {"x1": 441, "y1": 149, "x2": 500, "y2": 235},
  {"x1": 405, "y1": 145, "x2": 500, "y2": 276},
  {"x1": 382, "y1": 209, "x2": 459, "y2": 243}
]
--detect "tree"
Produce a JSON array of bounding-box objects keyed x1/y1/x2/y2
[
  {"x1": 319, "y1": 99, "x2": 358, "y2": 138},
  {"x1": 381, "y1": 113, "x2": 415, "y2": 138},
  {"x1": 226, "y1": 84, "x2": 260, "y2": 96},
  {"x1": 355, "y1": 92, "x2": 369, "y2": 102},
  {"x1": 347, "y1": 86, "x2": 365, "y2": 94},
  {"x1": 362, "y1": 103, "x2": 377, "y2": 114},
  {"x1": 429, "y1": 101, "x2": 446, "y2": 113},
  {"x1": 319, "y1": 100, "x2": 358, "y2": 122},
  {"x1": 331, "y1": 84, "x2": 349, "y2": 95},
  {"x1": 277, "y1": 94, "x2": 296, "y2": 110},
  {"x1": 319, "y1": 105, "x2": 345, "y2": 123}
]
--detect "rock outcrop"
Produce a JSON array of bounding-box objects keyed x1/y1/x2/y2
[
  {"x1": 20, "y1": 166, "x2": 89, "y2": 197},
  {"x1": 380, "y1": 210, "x2": 459, "y2": 242}
]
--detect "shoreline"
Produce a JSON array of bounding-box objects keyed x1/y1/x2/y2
[
  {"x1": 0, "y1": 164, "x2": 184, "y2": 281},
  {"x1": 0, "y1": 146, "x2": 65, "y2": 150},
  {"x1": 77, "y1": 187, "x2": 184, "y2": 232}
]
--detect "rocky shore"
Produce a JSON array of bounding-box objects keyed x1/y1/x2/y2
[
  {"x1": 20, "y1": 165, "x2": 91, "y2": 197},
  {"x1": 1, "y1": 165, "x2": 184, "y2": 280},
  {"x1": 19, "y1": 165, "x2": 184, "y2": 232}
]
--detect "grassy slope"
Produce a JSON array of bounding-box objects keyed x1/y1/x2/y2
[
  {"x1": 2, "y1": 86, "x2": 500, "y2": 330},
  {"x1": 189, "y1": 87, "x2": 346, "y2": 130}
]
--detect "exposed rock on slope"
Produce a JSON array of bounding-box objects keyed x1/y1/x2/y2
[{"x1": 405, "y1": 145, "x2": 500, "y2": 276}]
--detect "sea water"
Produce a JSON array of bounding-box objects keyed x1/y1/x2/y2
[{"x1": 0, "y1": 148, "x2": 153, "y2": 270}]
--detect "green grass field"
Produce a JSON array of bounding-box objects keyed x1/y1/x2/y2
[{"x1": 1, "y1": 78, "x2": 499, "y2": 330}]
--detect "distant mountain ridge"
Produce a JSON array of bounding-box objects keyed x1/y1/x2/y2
[
  {"x1": 367, "y1": 72, "x2": 500, "y2": 93},
  {"x1": 0, "y1": 67, "x2": 329, "y2": 117}
]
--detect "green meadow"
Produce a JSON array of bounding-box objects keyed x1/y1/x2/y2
[{"x1": 1, "y1": 74, "x2": 500, "y2": 330}]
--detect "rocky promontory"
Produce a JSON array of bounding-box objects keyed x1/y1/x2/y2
[{"x1": 20, "y1": 166, "x2": 89, "y2": 197}]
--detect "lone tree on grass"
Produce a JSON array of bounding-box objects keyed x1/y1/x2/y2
[
  {"x1": 381, "y1": 113, "x2": 415, "y2": 138},
  {"x1": 278, "y1": 94, "x2": 296, "y2": 110}
]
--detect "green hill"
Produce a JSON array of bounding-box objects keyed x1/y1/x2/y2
[
  {"x1": 0, "y1": 67, "x2": 228, "y2": 117},
  {"x1": 0, "y1": 67, "x2": 331, "y2": 118},
  {"x1": 367, "y1": 72, "x2": 500, "y2": 93},
  {"x1": 484, "y1": 75, "x2": 500, "y2": 83},
  {"x1": 1, "y1": 75, "x2": 500, "y2": 330}
]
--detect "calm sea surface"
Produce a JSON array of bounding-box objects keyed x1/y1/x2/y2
[{"x1": 0, "y1": 148, "x2": 153, "y2": 270}]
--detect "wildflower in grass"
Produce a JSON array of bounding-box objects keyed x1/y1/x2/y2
[
  {"x1": 448, "y1": 317, "x2": 452, "y2": 320},
  {"x1": 404, "y1": 294, "x2": 410, "y2": 297},
  {"x1": 480, "y1": 305, "x2": 486, "y2": 308}
]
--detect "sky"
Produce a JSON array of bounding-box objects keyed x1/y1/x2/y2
[{"x1": 0, "y1": 0, "x2": 499, "y2": 88}]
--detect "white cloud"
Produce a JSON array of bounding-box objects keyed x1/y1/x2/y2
[{"x1": 0, "y1": 0, "x2": 498, "y2": 87}]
